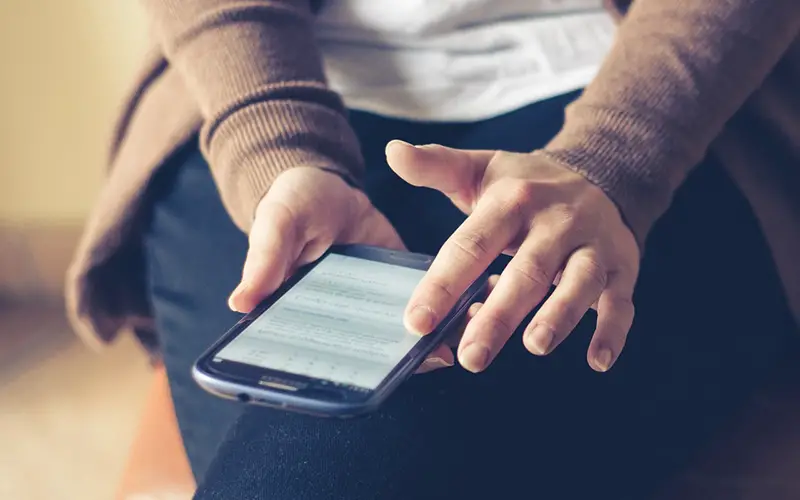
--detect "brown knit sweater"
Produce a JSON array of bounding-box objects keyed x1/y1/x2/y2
[{"x1": 66, "y1": 0, "x2": 800, "y2": 349}]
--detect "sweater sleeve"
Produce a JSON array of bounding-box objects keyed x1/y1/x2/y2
[
  {"x1": 540, "y1": 0, "x2": 800, "y2": 246},
  {"x1": 139, "y1": 0, "x2": 364, "y2": 232}
]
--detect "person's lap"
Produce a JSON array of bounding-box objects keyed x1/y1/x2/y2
[{"x1": 143, "y1": 92, "x2": 797, "y2": 498}]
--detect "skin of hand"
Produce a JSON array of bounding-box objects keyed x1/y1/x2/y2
[
  {"x1": 386, "y1": 140, "x2": 641, "y2": 373},
  {"x1": 226, "y1": 166, "x2": 455, "y2": 374}
]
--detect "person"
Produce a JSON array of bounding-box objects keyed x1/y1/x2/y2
[{"x1": 66, "y1": 0, "x2": 800, "y2": 497}]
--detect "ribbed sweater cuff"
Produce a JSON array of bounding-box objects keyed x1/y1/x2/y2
[
  {"x1": 539, "y1": 110, "x2": 684, "y2": 249},
  {"x1": 202, "y1": 98, "x2": 364, "y2": 232}
]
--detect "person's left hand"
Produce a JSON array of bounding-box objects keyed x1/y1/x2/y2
[
  {"x1": 225, "y1": 166, "x2": 457, "y2": 374},
  {"x1": 386, "y1": 141, "x2": 640, "y2": 373}
]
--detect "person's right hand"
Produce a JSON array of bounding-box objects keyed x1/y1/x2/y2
[{"x1": 226, "y1": 166, "x2": 454, "y2": 373}]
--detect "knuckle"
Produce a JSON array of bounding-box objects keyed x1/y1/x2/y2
[
  {"x1": 500, "y1": 183, "x2": 538, "y2": 221},
  {"x1": 610, "y1": 293, "x2": 635, "y2": 319},
  {"x1": 614, "y1": 256, "x2": 641, "y2": 280},
  {"x1": 486, "y1": 177, "x2": 535, "y2": 218},
  {"x1": 598, "y1": 294, "x2": 635, "y2": 339},
  {"x1": 509, "y1": 257, "x2": 552, "y2": 291},
  {"x1": 504, "y1": 180, "x2": 537, "y2": 207},
  {"x1": 424, "y1": 276, "x2": 457, "y2": 302},
  {"x1": 490, "y1": 150, "x2": 522, "y2": 169},
  {"x1": 479, "y1": 310, "x2": 516, "y2": 339},
  {"x1": 548, "y1": 202, "x2": 581, "y2": 232},
  {"x1": 574, "y1": 254, "x2": 607, "y2": 289},
  {"x1": 450, "y1": 231, "x2": 491, "y2": 262},
  {"x1": 492, "y1": 150, "x2": 516, "y2": 162}
]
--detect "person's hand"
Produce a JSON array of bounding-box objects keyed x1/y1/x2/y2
[
  {"x1": 226, "y1": 166, "x2": 453, "y2": 373},
  {"x1": 386, "y1": 141, "x2": 640, "y2": 373}
]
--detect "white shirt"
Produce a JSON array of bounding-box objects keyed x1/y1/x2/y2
[{"x1": 314, "y1": 0, "x2": 616, "y2": 122}]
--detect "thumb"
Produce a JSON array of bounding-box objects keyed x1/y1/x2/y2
[
  {"x1": 228, "y1": 201, "x2": 302, "y2": 313},
  {"x1": 385, "y1": 140, "x2": 494, "y2": 209}
]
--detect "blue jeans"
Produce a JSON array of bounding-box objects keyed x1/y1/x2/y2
[{"x1": 143, "y1": 92, "x2": 797, "y2": 499}]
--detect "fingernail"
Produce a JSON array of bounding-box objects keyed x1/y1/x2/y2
[
  {"x1": 228, "y1": 283, "x2": 247, "y2": 311},
  {"x1": 406, "y1": 305, "x2": 436, "y2": 335},
  {"x1": 386, "y1": 139, "x2": 414, "y2": 154},
  {"x1": 468, "y1": 302, "x2": 483, "y2": 318},
  {"x1": 527, "y1": 324, "x2": 554, "y2": 355},
  {"x1": 593, "y1": 348, "x2": 615, "y2": 372},
  {"x1": 460, "y1": 343, "x2": 490, "y2": 373},
  {"x1": 421, "y1": 357, "x2": 454, "y2": 371}
]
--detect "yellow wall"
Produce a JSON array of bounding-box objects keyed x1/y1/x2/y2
[{"x1": 0, "y1": 0, "x2": 148, "y2": 224}]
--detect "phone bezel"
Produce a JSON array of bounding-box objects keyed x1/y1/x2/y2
[{"x1": 192, "y1": 244, "x2": 487, "y2": 417}]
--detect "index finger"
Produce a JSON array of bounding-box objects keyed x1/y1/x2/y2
[{"x1": 404, "y1": 196, "x2": 522, "y2": 334}]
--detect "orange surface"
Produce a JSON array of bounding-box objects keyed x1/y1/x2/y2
[{"x1": 116, "y1": 365, "x2": 196, "y2": 500}]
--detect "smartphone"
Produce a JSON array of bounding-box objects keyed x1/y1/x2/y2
[{"x1": 192, "y1": 244, "x2": 487, "y2": 418}]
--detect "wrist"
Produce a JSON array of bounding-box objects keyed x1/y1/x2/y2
[
  {"x1": 532, "y1": 148, "x2": 658, "y2": 251},
  {"x1": 249, "y1": 164, "x2": 363, "y2": 229},
  {"x1": 253, "y1": 165, "x2": 367, "y2": 223}
]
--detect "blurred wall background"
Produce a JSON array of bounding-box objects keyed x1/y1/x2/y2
[
  {"x1": 0, "y1": 0, "x2": 148, "y2": 298},
  {"x1": 0, "y1": 6, "x2": 154, "y2": 499}
]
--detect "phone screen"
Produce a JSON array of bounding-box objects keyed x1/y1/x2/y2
[{"x1": 215, "y1": 253, "x2": 427, "y2": 390}]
